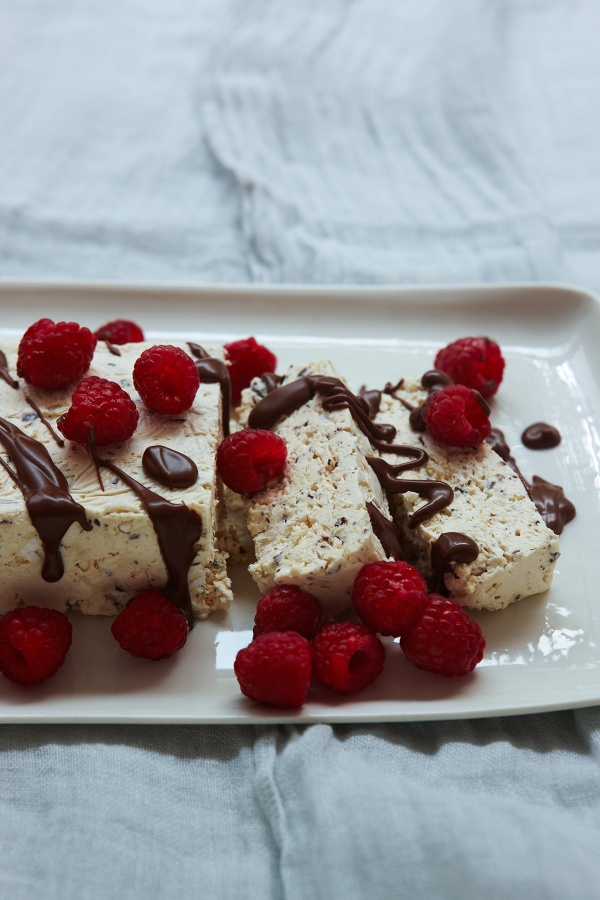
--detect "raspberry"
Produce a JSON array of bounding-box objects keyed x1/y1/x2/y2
[
  {"x1": 95, "y1": 319, "x2": 144, "y2": 344},
  {"x1": 17, "y1": 318, "x2": 97, "y2": 390},
  {"x1": 400, "y1": 594, "x2": 485, "y2": 677},
  {"x1": 311, "y1": 622, "x2": 385, "y2": 694},
  {"x1": 434, "y1": 336, "x2": 505, "y2": 399},
  {"x1": 225, "y1": 337, "x2": 277, "y2": 407},
  {"x1": 422, "y1": 383, "x2": 491, "y2": 447},
  {"x1": 352, "y1": 560, "x2": 428, "y2": 637},
  {"x1": 234, "y1": 631, "x2": 312, "y2": 708},
  {"x1": 133, "y1": 344, "x2": 199, "y2": 415},
  {"x1": 111, "y1": 589, "x2": 188, "y2": 660},
  {"x1": 253, "y1": 585, "x2": 322, "y2": 639},
  {"x1": 0, "y1": 606, "x2": 72, "y2": 686},
  {"x1": 57, "y1": 376, "x2": 139, "y2": 446},
  {"x1": 217, "y1": 428, "x2": 287, "y2": 494}
]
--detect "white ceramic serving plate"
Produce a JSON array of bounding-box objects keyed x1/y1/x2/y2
[{"x1": 0, "y1": 280, "x2": 597, "y2": 724}]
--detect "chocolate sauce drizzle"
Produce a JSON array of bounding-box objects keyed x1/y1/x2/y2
[
  {"x1": 142, "y1": 445, "x2": 198, "y2": 489},
  {"x1": 25, "y1": 396, "x2": 65, "y2": 447},
  {"x1": 188, "y1": 343, "x2": 231, "y2": 436},
  {"x1": 430, "y1": 532, "x2": 479, "y2": 594},
  {"x1": 366, "y1": 501, "x2": 405, "y2": 560},
  {"x1": 0, "y1": 417, "x2": 91, "y2": 581},
  {"x1": 366, "y1": 455, "x2": 454, "y2": 528},
  {"x1": 521, "y1": 422, "x2": 561, "y2": 450},
  {"x1": 0, "y1": 350, "x2": 19, "y2": 390},
  {"x1": 104, "y1": 340, "x2": 121, "y2": 357},
  {"x1": 89, "y1": 433, "x2": 202, "y2": 626},
  {"x1": 486, "y1": 428, "x2": 575, "y2": 534}
]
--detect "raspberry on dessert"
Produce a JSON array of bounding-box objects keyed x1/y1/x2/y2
[
  {"x1": 400, "y1": 594, "x2": 486, "y2": 677},
  {"x1": 217, "y1": 428, "x2": 287, "y2": 495},
  {"x1": 111, "y1": 589, "x2": 188, "y2": 660},
  {"x1": 253, "y1": 584, "x2": 322, "y2": 639},
  {"x1": 352, "y1": 560, "x2": 428, "y2": 637},
  {"x1": 57, "y1": 376, "x2": 139, "y2": 445},
  {"x1": 17, "y1": 318, "x2": 97, "y2": 390},
  {"x1": 422, "y1": 383, "x2": 491, "y2": 447},
  {"x1": 0, "y1": 606, "x2": 72, "y2": 686},
  {"x1": 133, "y1": 344, "x2": 200, "y2": 415},
  {"x1": 224, "y1": 337, "x2": 277, "y2": 407},
  {"x1": 95, "y1": 319, "x2": 144, "y2": 345},
  {"x1": 311, "y1": 622, "x2": 385, "y2": 694},
  {"x1": 434, "y1": 336, "x2": 505, "y2": 400},
  {"x1": 234, "y1": 631, "x2": 312, "y2": 708}
]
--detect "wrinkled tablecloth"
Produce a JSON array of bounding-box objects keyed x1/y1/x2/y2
[{"x1": 1, "y1": 2, "x2": 600, "y2": 898}]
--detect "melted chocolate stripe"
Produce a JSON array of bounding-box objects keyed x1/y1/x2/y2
[
  {"x1": 0, "y1": 350, "x2": 19, "y2": 390},
  {"x1": 366, "y1": 502, "x2": 405, "y2": 560},
  {"x1": 188, "y1": 343, "x2": 231, "y2": 436},
  {"x1": 25, "y1": 396, "x2": 65, "y2": 448},
  {"x1": 430, "y1": 532, "x2": 479, "y2": 594},
  {"x1": 142, "y1": 445, "x2": 198, "y2": 489},
  {"x1": 89, "y1": 435, "x2": 201, "y2": 627},
  {"x1": 367, "y1": 456, "x2": 454, "y2": 528},
  {"x1": 0, "y1": 417, "x2": 91, "y2": 581}
]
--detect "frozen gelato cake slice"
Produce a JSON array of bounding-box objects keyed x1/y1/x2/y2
[
  {"x1": 0, "y1": 339, "x2": 232, "y2": 621},
  {"x1": 237, "y1": 360, "x2": 397, "y2": 617},
  {"x1": 371, "y1": 380, "x2": 560, "y2": 611}
]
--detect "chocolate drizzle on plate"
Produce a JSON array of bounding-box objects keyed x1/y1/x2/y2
[
  {"x1": 142, "y1": 445, "x2": 198, "y2": 489},
  {"x1": 88, "y1": 431, "x2": 202, "y2": 626},
  {"x1": 0, "y1": 417, "x2": 91, "y2": 582},
  {"x1": 430, "y1": 532, "x2": 479, "y2": 594},
  {"x1": 0, "y1": 350, "x2": 19, "y2": 390},
  {"x1": 188, "y1": 343, "x2": 231, "y2": 436},
  {"x1": 486, "y1": 427, "x2": 575, "y2": 534},
  {"x1": 521, "y1": 422, "x2": 561, "y2": 450}
]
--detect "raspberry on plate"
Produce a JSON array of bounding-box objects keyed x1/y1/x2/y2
[
  {"x1": 422, "y1": 383, "x2": 491, "y2": 447},
  {"x1": 57, "y1": 376, "x2": 139, "y2": 445},
  {"x1": 253, "y1": 584, "x2": 322, "y2": 639},
  {"x1": 434, "y1": 336, "x2": 505, "y2": 399},
  {"x1": 224, "y1": 337, "x2": 277, "y2": 407},
  {"x1": 352, "y1": 560, "x2": 428, "y2": 637},
  {"x1": 95, "y1": 319, "x2": 144, "y2": 345},
  {"x1": 400, "y1": 594, "x2": 486, "y2": 677},
  {"x1": 217, "y1": 428, "x2": 287, "y2": 494},
  {"x1": 133, "y1": 344, "x2": 200, "y2": 415},
  {"x1": 0, "y1": 606, "x2": 72, "y2": 686},
  {"x1": 111, "y1": 589, "x2": 189, "y2": 660},
  {"x1": 17, "y1": 318, "x2": 97, "y2": 390},
  {"x1": 234, "y1": 631, "x2": 312, "y2": 708},
  {"x1": 311, "y1": 622, "x2": 385, "y2": 694}
]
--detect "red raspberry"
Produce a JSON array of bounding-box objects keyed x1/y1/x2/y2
[
  {"x1": 400, "y1": 594, "x2": 485, "y2": 677},
  {"x1": 217, "y1": 428, "x2": 287, "y2": 494},
  {"x1": 234, "y1": 631, "x2": 312, "y2": 708},
  {"x1": 57, "y1": 376, "x2": 139, "y2": 445},
  {"x1": 17, "y1": 318, "x2": 97, "y2": 390},
  {"x1": 133, "y1": 344, "x2": 199, "y2": 415},
  {"x1": 225, "y1": 337, "x2": 277, "y2": 407},
  {"x1": 352, "y1": 560, "x2": 428, "y2": 637},
  {"x1": 111, "y1": 589, "x2": 188, "y2": 660},
  {"x1": 253, "y1": 585, "x2": 322, "y2": 639},
  {"x1": 311, "y1": 622, "x2": 385, "y2": 694},
  {"x1": 434, "y1": 336, "x2": 505, "y2": 399},
  {"x1": 95, "y1": 319, "x2": 144, "y2": 344},
  {"x1": 422, "y1": 383, "x2": 491, "y2": 447},
  {"x1": 0, "y1": 606, "x2": 72, "y2": 686}
]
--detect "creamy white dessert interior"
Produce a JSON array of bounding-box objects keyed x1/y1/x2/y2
[{"x1": 0, "y1": 340, "x2": 232, "y2": 620}]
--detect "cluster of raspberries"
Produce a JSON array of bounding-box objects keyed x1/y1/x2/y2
[{"x1": 234, "y1": 563, "x2": 486, "y2": 709}]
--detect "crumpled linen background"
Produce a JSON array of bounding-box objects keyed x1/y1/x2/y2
[{"x1": 1, "y1": 1, "x2": 600, "y2": 898}]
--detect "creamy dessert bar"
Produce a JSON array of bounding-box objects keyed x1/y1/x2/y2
[
  {"x1": 237, "y1": 360, "x2": 396, "y2": 617},
  {"x1": 0, "y1": 340, "x2": 232, "y2": 620},
  {"x1": 372, "y1": 381, "x2": 560, "y2": 610}
]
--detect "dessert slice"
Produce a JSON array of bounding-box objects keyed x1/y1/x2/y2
[
  {"x1": 237, "y1": 360, "x2": 396, "y2": 617},
  {"x1": 371, "y1": 380, "x2": 560, "y2": 611},
  {"x1": 0, "y1": 339, "x2": 232, "y2": 621}
]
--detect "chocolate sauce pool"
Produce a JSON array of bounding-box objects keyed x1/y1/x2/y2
[{"x1": 521, "y1": 422, "x2": 561, "y2": 450}]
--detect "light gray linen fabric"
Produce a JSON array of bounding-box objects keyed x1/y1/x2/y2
[{"x1": 1, "y1": 2, "x2": 600, "y2": 898}]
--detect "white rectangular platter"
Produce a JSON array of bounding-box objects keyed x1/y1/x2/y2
[{"x1": 0, "y1": 281, "x2": 597, "y2": 723}]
